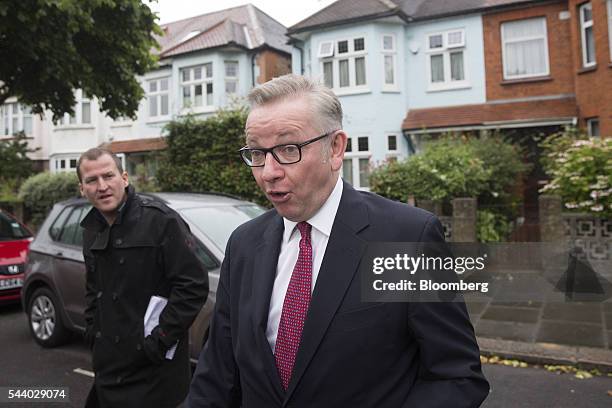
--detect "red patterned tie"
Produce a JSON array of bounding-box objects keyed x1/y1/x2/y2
[{"x1": 275, "y1": 221, "x2": 312, "y2": 390}]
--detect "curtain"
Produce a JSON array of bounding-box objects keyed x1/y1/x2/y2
[
  {"x1": 503, "y1": 18, "x2": 546, "y2": 77},
  {"x1": 323, "y1": 61, "x2": 333, "y2": 88},
  {"x1": 355, "y1": 57, "x2": 366, "y2": 86},
  {"x1": 339, "y1": 59, "x2": 349, "y2": 87},
  {"x1": 450, "y1": 51, "x2": 464, "y2": 81},
  {"x1": 430, "y1": 54, "x2": 444, "y2": 83},
  {"x1": 384, "y1": 55, "x2": 394, "y2": 84}
]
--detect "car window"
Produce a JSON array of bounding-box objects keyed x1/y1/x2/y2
[
  {"x1": 0, "y1": 212, "x2": 32, "y2": 241},
  {"x1": 193, "y1": 239, "x2": 219, "y2": 270},
  {"x1": 59, "y1": 206, "x2": 85, "y2": 246},
  {"x1": 49, "y1": 207, "x2": 72, "y2": 241},
  {"x1": 180, "y1": 205, "x2": 265, "y2": 252}
]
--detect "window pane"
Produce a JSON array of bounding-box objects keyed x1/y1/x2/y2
[
  {"x1": 225, "y1": 81, "x2": 237, "y2": 94},
  {"x1": 447, "y1": 31, "x2": 463, "y2": 46},
  {"x1": 429, "y1": 34, "x2": 443, "y2": 49},
  {"x1": 205, "y1": 63, "x2": 213, "y2": 78},
  {"x1": 161, "y1": 94, "x2": 169, "y2": 115},
  {"x1": 149, "y1": 96, "x2": 158, "y2": 116},
  {"x1": 206, "y1": 83, "x2": 213, "y2": 105},
  {"x1": 355, "y1": 57, "x2": 366, "y2": 86},
  {"x1": 194, "y1": 67, "x2": 202, "y2": 80},
  {"x1": 354, "y1": 38, "x2": 365, "y2": 51},
  {"x1": 582, "y1": 4, "x2": 592, "y2": 22},
  {"x1": 225, "y1": 61, "x2": 238, "y2": 77},
  {"x1": 194, "y1": 84, "x2": 203, "y2": 106},
  {"x1": 388, "y1": 135, "x2": 397, "y2": 151},
  {"x1": 149, "y1": 81, "x2": 157, "y2": 92},
  {"x1": 23, "y1": 116, "x2": 32, "y2": 134},
  {"x1": 82, "y1": 102, "x2": 91, "y2": 124},
  {"x1": 70, "y1": 159, "x2": 77, "y2": 169},
  {"x1": 505, "y1": 38, "x2": 546, "y2": 77},
  {"x1": 337, "y1": 40, "x2": 348, "y2": 54},
  {"x1": 160, "y1": 78, "x2": 168, "y2": 91},
  {"x1": 430, "y1": 54, "x2": 444, "y2": 83},
  {"x1": 384, "y1": 55, "x2": 394, "y2": 85},
  {"x1": 358, "y1": 136, "x2": 368, "y2": 151},
  {"x1": 342, "y1": 159, "x2": 353, "y2": 184},
  {"x1": 359, "y1": 158, "x2": 370, "y2": 188},
  {"x1": 12, "y1": 104, "x2": 18, "y2": 114},
  {"x1": 585, "y1": 26, "x2": 595, "y2": 64},
  {"x1": 503, "y1": 18, "x2": 545, "y2": 40},
  {"x1": 182, "y1": 86, "x2": 191, "y2": 106},
  {"x1": 323, "y1": 61, "x2": 333, "y2": 88},
  {"x1": 339, "y1": 59, "x2": 349, "y2": 87},
  {"x1": 346, "y1": 138, "x2": 352, "y2": 152},
  {"x1": 12, "y1": 116, "x2": 18, "y2": 131},
  {"x1": 450, "y1": 51, "x2": 465, "y2": 81},
  {"x1": 182, "y1": 69, "x2": 190, "y2": 82},
  {"x1": 383, "y1": 35, "x2": 394, "y2": 51}
]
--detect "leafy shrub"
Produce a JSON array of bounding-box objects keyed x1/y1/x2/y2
[
  {"x1": 370, "y1": 136, "x2": 526, "y2": 207},
  {"x1": 19, "y1": 172, "x2": 80, "y2": 226},
  {"x1": 540, "y1": 128, "x2": 611, "y2": 217},
  {"x1": 156, "y1": 108, "x2": 268, "y2": 206},
  {"x1": 477, "y1": 210, "x2": 513, "y2": 243}
]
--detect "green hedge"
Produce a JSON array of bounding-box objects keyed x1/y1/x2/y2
[
  {"x1": 19, "y1": 172, "x2": 80, "y2": 227},
  {"x1": 156, "y1": 108, "x2": 267, "y2": 206}
]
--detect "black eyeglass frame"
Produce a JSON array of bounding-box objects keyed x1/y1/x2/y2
[{"x1": 239, "y1": 131, "x2": 337, "y2": 167}]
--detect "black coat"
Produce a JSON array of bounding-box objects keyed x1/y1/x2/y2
[{"x1": 81, "y1": 185, "x2": 208, "y2": 408}]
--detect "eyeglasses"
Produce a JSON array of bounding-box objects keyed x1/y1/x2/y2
[{"x1": 239, "y1": 131, "x2": 336, "y2": 167}]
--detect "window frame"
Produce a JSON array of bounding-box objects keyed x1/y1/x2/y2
[
  {"x1": 319, "y1": 35, "x2": 369, "y2": 94},
  {"x1": 500, "y1": 17, "x2": 550, "y2": 80},
  {"x1": 1, "y1": 102, "x2": 33, "y2": 136},
  {"x1": 180, "y1": 63, "x2": 214, "y2": 112},
  {"x1": 586, "y1": 117, "x2": 600, "y2": 137},
  {"x1": 425, "y1": 29, "x2": 469, "y2": 91},
  {"x1": 607, "y1": 0, "x2": 612, "y2": 62},
  {"x1": 343, "y1": 135, "x2": 371, "y2": 190},
  {"x1": 579, "y1": 2, "x2": 596, "y2": 68},
  {"x1": 55, "y1": 90, "x2": 92, "y2": 127},
  {"x1": 381, "y1": 34, "x2": 398, "y2": 91},
  {"x1": 146, "y1": 76, "x2": 171, "y2": 120},
  {"x1": 224, "y1": 61, "x2": 239, "y2": 96},
  {"x1": 52, "y1": 155, "x2": 80, "y2": 174}
]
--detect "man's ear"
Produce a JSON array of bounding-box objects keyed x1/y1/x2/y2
[
  {"x1": 79, "y1": 183, "x2": 85, "y2": 197},
  {"x1": 121, "y1": 171, "x2": 129, "y2": 187},
  {"x1": 329, "y1": 131, "x2": 348, "y2": 172}
]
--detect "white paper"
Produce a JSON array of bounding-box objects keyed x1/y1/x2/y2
[{"x1": 144, "y1": 295, "x2": 178, "y2": 360}]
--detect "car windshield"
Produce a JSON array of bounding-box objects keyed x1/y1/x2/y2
[
  {"x1": 0, "y1": 212, "x2": 32, "y2": 241},
  {"x1": 179, "y1": 204, "x2": 265, "y2": 251}
]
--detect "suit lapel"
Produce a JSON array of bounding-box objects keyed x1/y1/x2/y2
[
  {"x1": 284, "y1": 183, "x2": 369, "y2": 402},
  {"x1": 251, "y1": 215, "x2": 286, "y2": 396}
]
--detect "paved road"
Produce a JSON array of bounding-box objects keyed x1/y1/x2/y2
[{"x1": 1, "y1": 302, "x2": 611, "y2": 407}]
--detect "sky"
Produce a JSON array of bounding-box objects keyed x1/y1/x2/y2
[{"x1": 147, "y1": 0, "x2": 337, "y2": 27}]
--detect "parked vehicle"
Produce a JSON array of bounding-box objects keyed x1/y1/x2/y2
[
  {"x1": 22, "y1": 192, "x2": 265, "y2": 362},
  {"x1": 0, "y1": 209, "x2": 33, "y2": 303}
]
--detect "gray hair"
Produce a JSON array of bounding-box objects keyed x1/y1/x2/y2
[
  {"x1": 247, "y1": 74, "x2": 343, "y2": 135},
  {"x1": 77, "y1": 145, "x2": 124, "y2": 182}
]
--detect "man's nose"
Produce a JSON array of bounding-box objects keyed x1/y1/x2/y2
[
  {"x1": 260, "y1": 152, "x2": 284, "y2": 182},
  {"x1": 97, "y1": 178, "x2": 109, "y2": 191}
]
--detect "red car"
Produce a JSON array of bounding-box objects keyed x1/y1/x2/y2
[{"x1": 0, "y1": 209, "x2": 33, "y2": 303}]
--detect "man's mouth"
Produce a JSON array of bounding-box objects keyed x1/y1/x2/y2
[
  {"x1": 267, "y1": 191, "x2": 290, "y2": 202},
  {"x1": 98, "y1": 193, "x2": 113, "y2": 201}
]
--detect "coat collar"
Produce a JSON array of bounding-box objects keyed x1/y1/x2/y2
[{"x1": 80, "y1": 185, "x2": 136, "y2": 231}]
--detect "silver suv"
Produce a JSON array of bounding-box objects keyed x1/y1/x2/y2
[{"x1": 22, "y1": 192, "x2": 264, "y2": 362}]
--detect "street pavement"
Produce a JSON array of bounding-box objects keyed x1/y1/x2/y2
[{"x1": 2, "y1": 302, "x2": 612, "y2": 407}]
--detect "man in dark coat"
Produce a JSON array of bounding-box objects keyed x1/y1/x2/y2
[
  {"x1": 187, "y1": 75, "x2": 488, "y2": 407},
  {"x1": 78, "y1": 147, "x2": 208, "y2": 408}
]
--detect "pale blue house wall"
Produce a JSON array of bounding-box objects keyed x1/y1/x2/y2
[{"x1": 405, "y1": 14, "x2": 486, "y2": 109}]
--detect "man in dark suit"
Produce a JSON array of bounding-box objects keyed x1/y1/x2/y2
[{"x1": 188, "y1": 74, "x2": 489, "y2": 407}]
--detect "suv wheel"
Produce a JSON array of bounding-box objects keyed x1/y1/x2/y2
[{"x1": 28, "y1": 287, "x2": 70, "y2": 347}]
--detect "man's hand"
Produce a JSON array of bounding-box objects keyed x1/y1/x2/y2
[{"x1": 143, "y1": 326, "x2": 168, "y2": 364}]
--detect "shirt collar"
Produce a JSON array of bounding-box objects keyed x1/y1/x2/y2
[{"x1": 282, "y1": 176, "x2": 343, "y2": 243}]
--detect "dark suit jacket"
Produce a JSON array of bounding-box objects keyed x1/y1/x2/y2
[{"x1": 188, "y1": 182, "x2": 489, "y2": 407}]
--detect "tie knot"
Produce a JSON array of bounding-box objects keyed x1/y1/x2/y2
[{"x1": 296, "y1": 222, "x2": 311, "y2": 240}]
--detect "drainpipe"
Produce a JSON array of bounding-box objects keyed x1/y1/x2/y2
[{"x1": 402, "y1": 129, "x2": 416, "y2": 155}]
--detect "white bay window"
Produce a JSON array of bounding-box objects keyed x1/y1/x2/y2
[
  {"x1": 319, "y1": 36, "x2": 368, "y2": 92},
  {"x1": 426, "y1": 29, "x2": 468, "y2": 90},
  {"x1": 181, "y1": 63, "x2": 213, "y2": 109}
]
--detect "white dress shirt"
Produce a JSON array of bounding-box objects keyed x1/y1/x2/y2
[{"x1": 266, "y1": 176, "x2": 344, "y2": 352}]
